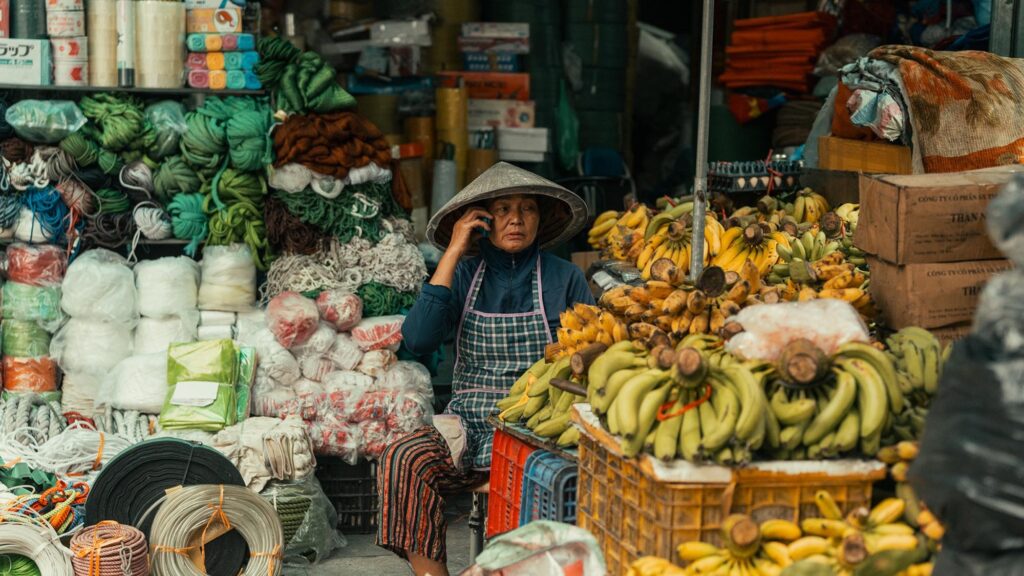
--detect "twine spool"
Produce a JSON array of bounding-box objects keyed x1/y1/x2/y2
[
  {"x1": 430, "y1": 159, "x2": 457, "y2": 220},
  {"x1": 466, "y1": 148, "x2": 497, "y2": 183},
  {"x1": 87, "y1": 0, "x2": 116, "y2": 82},
  {"x1": 70, "y1": 522, "x2": 149, "y2": 576},
  {"x1": 357, "y1": 94, "x2": 400, "y2": 135},
  {"x1": 3, "y1": 355, "x2": 57, "y2": 393},
  {"x1": 11, "y1": 0, "x2": 47, "y2": 39},
  {"x1": 135, "y1": 1, "x2": 185, "y2": 88},
  {"x1": 1, "y1": 319, "x2": 51, "y2": 357},
  {"x1": 435, "y1": 86, "x2": 469, "y2": 186}
]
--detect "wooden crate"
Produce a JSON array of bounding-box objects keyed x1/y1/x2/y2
[
  {"x1": 572, "y1": 405, "x2": 886, "y2": 575},
  {"x1": 819, "y1": 136, "x2": 912, "y2": 175}
]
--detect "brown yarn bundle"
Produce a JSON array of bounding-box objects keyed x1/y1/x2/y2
[
  {"x1": 272, "y1": 111, "x2": 392, "y2": 179},
  {"x1": 1, "y1": 137, "x2": 35, "y2": 163},
  {"x1": 265, "y1": 195, "x2": 331, "y2": 255},
  {"x1": 390, "y1": 159, "x2": 412, "y2": 212}
]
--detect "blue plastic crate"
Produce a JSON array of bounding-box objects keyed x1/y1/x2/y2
[{"x1": 518, "y1": 450, "x2": 578, "y2": 525}]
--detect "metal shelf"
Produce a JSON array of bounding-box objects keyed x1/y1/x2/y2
[{"x1": 0, "y1": 83, "x2": 265, "y2": 97}]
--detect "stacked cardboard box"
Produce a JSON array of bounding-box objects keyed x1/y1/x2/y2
[{"x1": 856, "y1": 166, "x2": 1024, "y2": 342}]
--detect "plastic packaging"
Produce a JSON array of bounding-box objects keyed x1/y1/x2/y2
[
  {"x1": 724, "y1": 300, "x2": 869, "y2": 361},
  {"x1": 2, "y1": 282, "x2": 62, "y2": 329},
  {"x1": 236, "y1": 346, "x2": 256, "y2": 423},
  {"x1": 198, "y1": 244, "x2": 257, "y2": 312},
  {"x1": 357, "y1": 349, "x2": 397, "y2": 377},
  {"x1": 61, "y1": 372, "x2": 100, "y2": 416},
  {"x1": 307, "y1": 419, "x2": 360, "y2": 462},
  {"x1": 144, "y1": 101, "x2": 188, "y2": 160},
  {"x1": 5, "y1": 243, "x2": 67, "y2": 287},
  {"x1": 1, "y1": 319, "x2": 51, "y2": 357},
  {"x1": 133, "y1": 314, "x2": 200, "y2": 355},
  {"x1": 99, "y1": 352, "x2": 169, "y2": 414},
  {"x1": 463, "y1": 521, "x2": 606, "y2": 576},
  {"x1": 322, "y1": 370, "x2": 374, "y2": 393},
  {"x1": 260, "y1": 475, "x2": 345, "y2": 567},
  {"x1": 378, "y1": 361, "x2": 431, "y2": 393},
  {"x1": 292, "y1": 323, "x2": 336, "y2": 357},
  {"x1": 2, "y1": 356, "x2": 57, "y2": 392},
  {"x1": 299, "y1": 354, "x2": 336, "y2": 383},
  {"x1": 5, "y1": 100, "x2": 87, "y2": 144},
  {"x1": 350, "y1": 315, "x2": 405, "y2": 351},
  {"x1": 135, "y1": 256, "x2": 200, "y2": 318},
  {"x1": 267, "y1": 291, "x2": 320, "y2": 349},
  {"x1": 14, "y1": 207, "x2": 55, "y2": 243},
  {"x1": 49, "y1": 318, "x2": 133, "y2": 375},
  {"x1": 315, "y1": 289, "x2": 363, "y2": 331},
  {"x1": 61, "y1": 249, "x2": 139, "y2": 327},
  {"x1": 326, "y1": 333, "x2": 363, "y2": 371},
  {"x1": 160, "y1": 339, "x2": 239, "y2": 431},
  {"x1": 253, "y1": 328, "x2": 301, "y2": 386}
]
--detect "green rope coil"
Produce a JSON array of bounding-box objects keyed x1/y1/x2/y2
[
  {"x1": 256, "y1": 37, "x2": 355, "y2": 114},
  {"x1": 93, "y1": 187, "x2": 131, "y2": 214},
  {"x1": 1, "y1": 319, "x2": 51, "y2": 357},
  {"x1": 180, "y1": 109, "x2": 227, "y2": 178},
  {"x1": 0, "y1": 554, "x2": 41, "y2": 576},
  {"x1": 79, "y1": 93, "x2": 155, "y2": 154},
  {"x1": 153, "y1": 156, "x2": 201, "y2": 201},
  {"x1": 255, "y1": 36, "x2": 301, "y2": 87},
  {"x1": 59, "y1": 132, "x2": 124, "y2": 175},
  {"x1": 271, "y1": 181, "x2": 403, "y2": 244},
  {"x1": 201, "y1": 168, "x2": 270, "y2": 269},
  {"x1": 167, "y1": 193, "x2": 209, "y2": 257},
  {"x1": 357, "y1": 282, "x2": 417, "y2": 317},
  {"x1": 221, "y1": 98, "x2": 273, "y2": 172},
  {"x1": 202, "y1": 167, "x2": 266, "y2": 212}
]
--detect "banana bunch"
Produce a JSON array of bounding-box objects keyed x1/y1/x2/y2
[
  {"x1": 639, "y1": 215, "x2": 724, "y2": 279},
  {"x1": 676, "y1": 515, "x2": 806, "y2": 576},
  {"x1": 881, "y1": 328, "x2": 947, "y2": 445},
  {"x1": 494, "y1": 356, "x2": 586, "y2": 447},
  {"x1": 805, "y1": 493, "x2": 924, "y2": 557},
  {"x1": 877, "y1": 441, "x2": 945, "y2": 543},
  {"x1": 768, "y1": 231, "x2": 843, "y2": 285},
  {"x1": 763, "y1": 340, "x2": 900, "y2": 460},
  {"x1": 556, "y1": 303, "x2": 629, "y2": 356},
  {"x1": 790, "y1": 188, "x2": 830, "y2": 224},
  {"x1": 627, "y1": 557, "x2": 688, "y2": 576},
  {"x1": 769, "y1": 238, "x2": 874, "y2": 318},
  {"x1": 710, "y1": 223, "x2": 790, "y2": 276},
  {"x1": 592, "y1": 204, "x2": 651, "y2": 261}
]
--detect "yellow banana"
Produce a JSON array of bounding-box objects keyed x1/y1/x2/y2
[
  {"x1": 868, "y1": 498, "x2": 906, "y2": 527},
  {"x1": 788, "y1": 536, "x2": 830, "y2": 561},
  {"x1": 762, "y1": 541, "x2": 792, "y2": 567},
  {"x1": 677, "y1": 541, "x2": 722, "y2": 562},
  {"x1": 801, "y1": 518, "x2": 850, "y2": 538},
  {"x1": 760, "y1": 520, "x2": 802, "y2": 542}
]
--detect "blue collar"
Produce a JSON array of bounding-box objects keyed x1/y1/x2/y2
[{"x1": 478, "y1": 238, "x2": 539, "y2": 273}]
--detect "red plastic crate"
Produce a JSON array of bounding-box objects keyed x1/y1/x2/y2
[{"x1": 486, "y1": 429, "x2": 537, "y2": 537}]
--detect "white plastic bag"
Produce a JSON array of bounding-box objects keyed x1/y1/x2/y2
[
  {"x1": 326, "y1": 333, "x2": 364, "y2": 371},
  {"x1": 135, "y1": 257, "x2": 200, "y2": 318},
  {"x1": 267, "y1": 291, "x2": 320, "y2": 349},
  {"x1": 134, "y1": 314, "x2": 199, "y2": 355},
  {"x1": 253, "y1": 328, "x2": 301, "y2": 386},
  {"x1": 299, "y1": 353, "x2": 337, "y2": 383},
  {"x1": 315, "y1": 290, "x2": 363, "y2": 331},
  {"x1": 322, "y1": 370, "x2": 375, "y2": 392},
  {"x1": 350, "y1": 315, "x2": 405, "y2": 351},
  {"x1": 198, "y1": 244, "x2": 257, "y2": 312},
  {"x1": 724, "y1": 300, "x2": 870, "y2": 361},
  {"x1": 61, "y1": 249, "x2": 139, "y2": 327},
  {"x1": 50, "y1": 318, "x2": 133, "y2": 375},
  {"x1": 99, "y1": 352, "x2": 169, "y2": 414},
  {"x1": 292, "y1": 323, "x2": 337, "y2": 357},
  {"x1": 357, "y1": 349, "x2": 397, "y2": 377}
]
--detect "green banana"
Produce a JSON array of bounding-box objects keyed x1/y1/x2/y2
[
  {"x1": 832, "y1": 408, "x2": 860, "y2": 453},
  {"x1": 622, "y1": 382, "x2": 672, "y2": 457},
  {"x1": 511, "y1": 357, "x2": 550, "y2": 396},
  {"x1": 840, "y1": 359, "x2": 887, "y2": 440},
  {"x1": 780, "y1": 419, "x2": 809, "y2": 451},
  {"x1": 654, "y1": 397, "x2": 685, "y2": 460},
  {"x1": 777, "y1": 244, "x2": 793, "y2": 262},
  {"x1": 557, "y1": 426, "x2": 580, "y2": 447},
  {"x1": 526, "y1": 404, "x2": 553, "y2": 429},
  {"x1": 589, "y1": 351, "x2": 647, "y2": 397},
  {"x1": 803, "y1": 369, "x2": 858, "y2": 445},
  {"x1": 723, "y1": 365, "x2": 765, "y2": 443},
  {"x1": 699, "y1": 378, "x2": 739, "y2": 453},
  {"x1": 592, "y1": 366, "x2": 646, "y2": 414},
  {"x1": 770, "y1": 388, "x2": 818, "y2": 425},
  {"x1": 617, "y1": 369, "x2": 670, "y2": 438},
  {"x1": 523, "y1": 394, "x2": 548, "y2": 419},
  {"x1": 529, "y1": 357, "x2": 571, "y2": 397},
  {"x1": 679, "y1": 396, "x2": 702, "y2": 460},
  {"x1": 534, "y1": 413, "x2": 572, "y2": 438}
]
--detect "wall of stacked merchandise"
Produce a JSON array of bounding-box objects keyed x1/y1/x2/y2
[{"x1": 0, "y1": 2, "x2": 434, "y2": 575}]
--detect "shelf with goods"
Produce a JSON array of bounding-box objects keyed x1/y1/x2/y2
[{"x1": 0, "y1": 29, "x2": 430, "y2": 576}]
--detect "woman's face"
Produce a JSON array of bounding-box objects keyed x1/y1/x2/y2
[{"x1": 487, "y1": 195, "x2": 540, "y2": 253}]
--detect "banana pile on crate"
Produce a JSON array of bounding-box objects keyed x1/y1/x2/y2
[
  {"x1": 877, "y1": 441, "x2": 945, "y2": 545},
  {"x1": 588, "y1": 203, "x2": 652, "y2": 262},
  {"x1": 495, "y1": 356, "x2": 587, "y2": 448},
  {"x1": 629, "y1": 491, "x2": 935, "y2": 576}
]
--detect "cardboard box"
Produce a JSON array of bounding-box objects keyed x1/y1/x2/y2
[
  {"x1": 458, "y1": 36, "x2": 530, "y2": 54},
  {"x1": 868, "y1": 257, "x2": 1012, "y2": 329},
  {"x1": 0, "y1": 39, "x2": 51, "y2": 85},
  {"x1": 498, "y1": 150, "x2": 545, "y2": 163},
  {"x1": 929, "y1": 322, "x2": 972, "y2": 347},
  {"x1": 437, "y1": 71, "x2": 530, "y2": 100},
  {"x1": 801, "y1": 168, "x2": 859, "y2": 207},
  {"x1": 461, "y1": 22, "x2": 530, "y2": 39},
  {"x1": 497, "y1": 127, "x2": 548, "y2": 153},
  {"x1": 187, "y1": 8, "x2": 242, "y2": 33},
  {"x1": 468, "y1": 99, "x2": 535, "y2": 129},
  {"x1": 463, "y1": 52, "x2": 521, "y2": 72},
  {"x1": 856, "y1": 166, "x2": 1024, "y2": 264},
  {"x1": 819, "y1": 136, "x2": 912, "y2": 175}
]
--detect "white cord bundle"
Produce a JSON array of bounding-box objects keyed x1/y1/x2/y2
[
  {"x1": 8, "y1": 153, "x2": 50, "y2": 191},
  {"x1": 93, "y1": 409, "x2": 159, "y2": 444},
  {"x1": 14, "y1": 206, "x2": 53, "y2": 242},
  {"x1": 212, "y1": 416, "x2": 315, "y2": 491},
  {"x1": 49, "y1": 318, "x2": 133, "y2": 376},
  {"x1": 60, "y1": 248, "x2": 139, "y2": 326},
  {"x1": 1, "y1": 421, "x2": 131, "y2": 477},
  {"x1": 0, "y1": 523, "x2": 73, "y2": 575},
  {"x1": 198, "y1": 244, "x2": 257, "y2": 312},
  {"x1": 33, "y1": 146, "x2": 76, "y2": 183},
  {"x1": 0, "y1": 394, "x2": 65, "y2": 446},
  {"x1": 268, "y1": 162, "x2": 391, "y2": 198},
  {"x1": 149, "y1": 485, "x2": 284, "y2": 576},
  {"x1": 135, "y1": 256, "x2": 200, "y2": 318},
  {"x1": 134, "y1": 205, "x2": 173, "y2": 240}
]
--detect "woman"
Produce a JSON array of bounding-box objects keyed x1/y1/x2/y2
[{"x1": 377, "y1": 162, "x2": 594, "y2": 575}]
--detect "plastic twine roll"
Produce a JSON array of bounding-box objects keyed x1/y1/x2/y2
[
  {"x1": 167, "y1": 193, "x2": 208, "y2": 257},
  {"x1": 119, "y1": 160, "x2": 156, "y2": 203},
  {"x1": 11, "y1": 0, "x2": 46, "y2": 39},
  {"x1": 133, "y1": 204, "x2": 173, "y2": 240},
  {"x1": 135, "y1": 1, "x2": 185, "y2": 89},
  {"x1": 2, "y1": 138, "x2": 35, "y2": 163},
  {"x1": 201, "y1": 169, "x2": 270, "y2": 270},
  {"x1": 3, "y1": 356, "x2": 58, "y2": 393},
  {"x1": 0, "y1": 525, "x2": 72, "y2": 575},
  {"x1": 2, "y1": 319, "x2": 51, "y2": 357},
  {"x1": 88, "y1": 0, "x2": 118, "y2": 87},
  {"x1": 357, "y1": 282, "x2": 417, "y2": 317},
  {"x1": 2, "y1": 282, "x2": 61, "y2": 325},
  {"x1": 153, "y1": 156, "x2": 200, "y2": 201},
  {"x1": 0, "y1": 554, "x2": 41, "y2": 576},
  {"x1": 60, "y1": 132, "x2": 123, "y2": 175},
  {"x1": 70, "y1": 522, "x2": 149, "y2": 576}
]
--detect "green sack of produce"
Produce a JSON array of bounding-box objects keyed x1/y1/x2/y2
[{"x1": 160, "y1": 339, "x2": 239, "y2": 431}]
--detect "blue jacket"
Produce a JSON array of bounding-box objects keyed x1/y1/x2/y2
[{"x1": 402, "y1": 239, "x2": 595, "y2": 356}]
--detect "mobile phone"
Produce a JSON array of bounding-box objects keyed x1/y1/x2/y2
[{"x1": 481, "y1": 217, "x2": 492, "y2": 238}]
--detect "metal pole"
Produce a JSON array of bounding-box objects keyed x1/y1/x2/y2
[{"x1": 689, "y1": 0, "x2": 715, "y2": 281}]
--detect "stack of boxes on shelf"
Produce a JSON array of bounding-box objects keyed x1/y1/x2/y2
[
  {"x1": 856, "y1": 166, "x2": 1024, "y2": 344},
  {"x1": 185, "y1": 1, "x2": 259, "y2": 90},
  {"x1": 565, "y1": 0, "x2": 627, "y2": 152},
  {"x1": 47, "y1": 0, "x2": 87, "y2": 86}
]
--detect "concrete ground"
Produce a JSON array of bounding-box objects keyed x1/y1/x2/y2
[{"x1": 303, "y1": 494, "x2": 474, "y2": 576}]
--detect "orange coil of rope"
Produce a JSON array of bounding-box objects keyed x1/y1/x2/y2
[{"x1": 70, "y1": 521, "x2": 150, "y2": 576}]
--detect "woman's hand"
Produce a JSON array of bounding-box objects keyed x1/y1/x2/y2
[{"x1": 446, "y1": 207, "x2": 493, "y2": 258}]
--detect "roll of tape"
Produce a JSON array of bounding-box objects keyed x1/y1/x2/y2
[
  {"x1": 135, "y1": 0, "x2": 186, "y2": 88},
  {"x1": 46, "y1": 9, "x2": 85, "y2": 37},
  {"x1": 54, "y1": 58, "x2": 88, "y2": 85},
  {"x1": 51, "y1": 36, "x2": 87, "y2": 59},
  {"x1": 87, "y1": 0, "x2": 117, "y2": 86}
]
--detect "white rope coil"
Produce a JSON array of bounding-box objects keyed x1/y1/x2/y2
[
  {"x1": 93, "y1": 409, "x2": 160, "y2": 445},
  {"x1": 0, "y1": 522, "x2": 74, "y2": 575},
  {"x1": 149, "y1": 485, "x2": 284, "y2": 576},
  {"x1": 1, "y1": 421, "x2": 131, "y2": 478}
]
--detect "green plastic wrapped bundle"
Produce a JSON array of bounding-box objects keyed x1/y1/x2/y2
[
  {"x1": 235, "y1": 346, "x2": 255, "y2": 424},
  {"x1": 2, "y1": 282, "x2": 61, "y2": 327},
  {"x1": 160, "y1": 339, "x2": 239, "y2": 432},
  {"x1": 1, "y1": 319, "x2": 51, "y2": 357}
]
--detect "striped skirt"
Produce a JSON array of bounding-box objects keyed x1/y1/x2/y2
[{"x1": 376, "y1": 425, "x2": 485, "y2": 563}]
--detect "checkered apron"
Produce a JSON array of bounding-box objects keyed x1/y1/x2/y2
[{"x1": 446, "y1": 256, "x2": 551, "y2": 470}]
